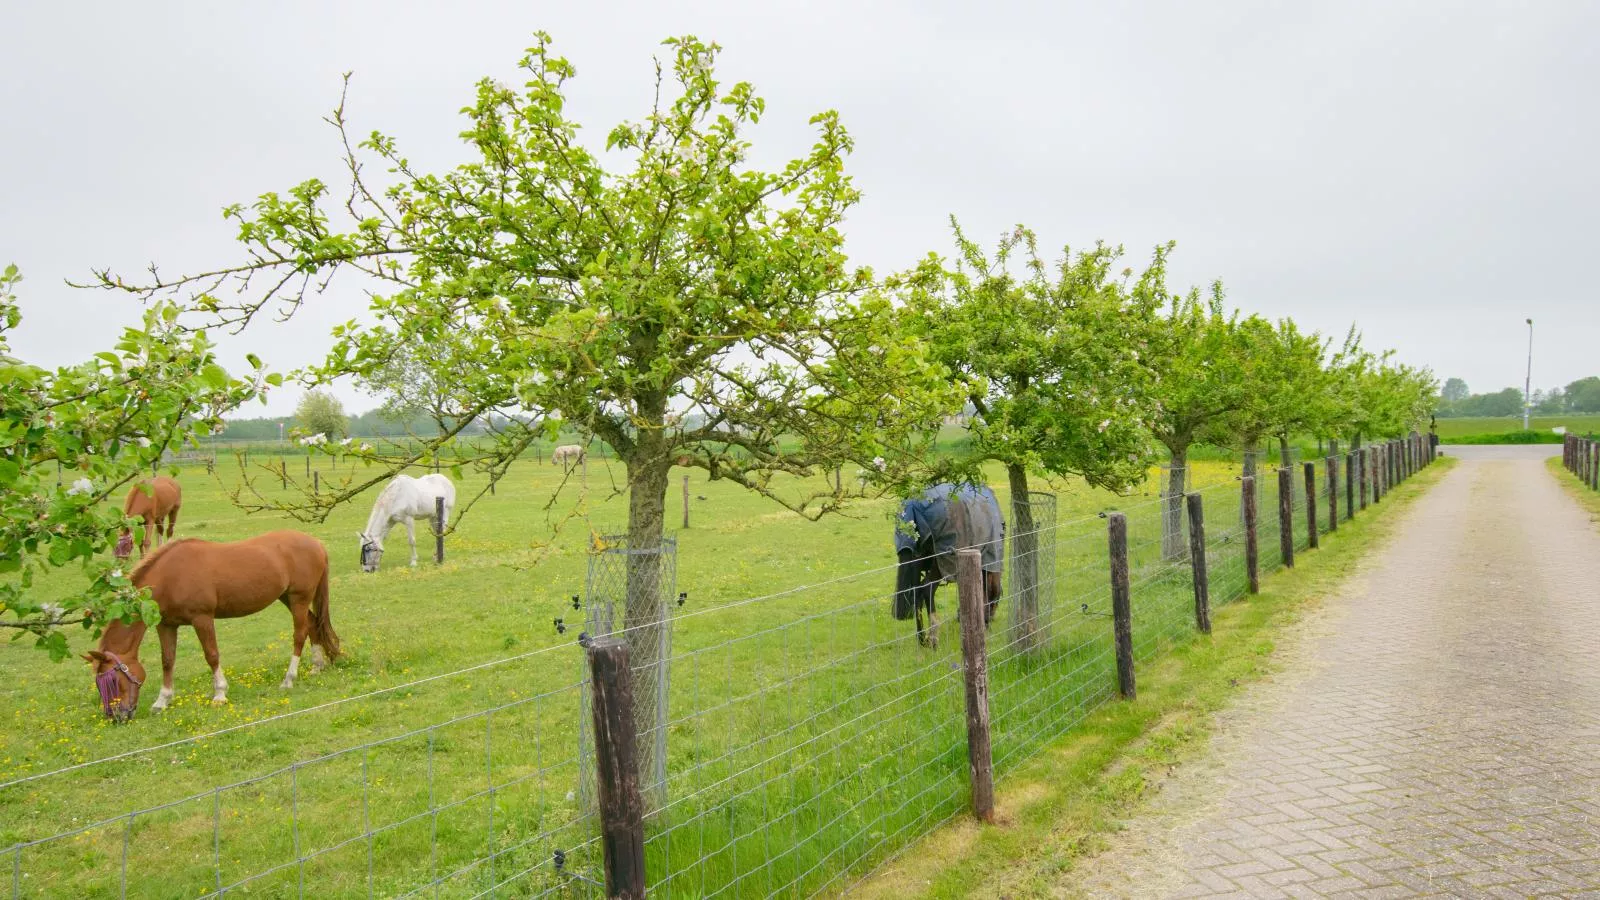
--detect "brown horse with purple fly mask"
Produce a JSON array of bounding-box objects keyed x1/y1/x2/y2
[{"x1": 85, "y1": 530, "x2": 340, "y2": 722}]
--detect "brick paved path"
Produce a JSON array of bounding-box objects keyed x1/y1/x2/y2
[{"x1": 1071, "y1": 446, "x2": 1600, "y2": 899}]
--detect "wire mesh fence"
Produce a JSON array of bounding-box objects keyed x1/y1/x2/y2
[
  {"x1": 5, "y1": 450, "x2": 1431, "y2": 899},
  {"x1": 5, "y1": 645, "x2": 604, "y2": 899},
  {"x1": 579, "y1": 534, "x2": 675, "y2": 812}
]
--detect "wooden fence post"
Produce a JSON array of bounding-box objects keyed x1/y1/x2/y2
[
  {"x1": 955, "y1": 549, "x2": 996, "y2": 823},
  {"x1": 305, "y1": 454, "x2": 311, "y2": 478},
  {"x1": 1371, "y1": 448, "x2": 1382, "y2": 504},
  {"x1": 1357, "y1": 448, "x2": 1367, "y2": 511},
  {"x1": 1346, "y1": 452, "x2": 1355, "y2": 519},
  {"x1": 1278, "y1": 467, "x2": 1295, "y2": 568},
  {"x1": 585, "y1": 638, "x2": 647, "y2": 900},
  {"x1": 682, "y1": 475, "x2": 690, "y2": 529},
  {"x1": 313, "y1": 470, "x2": 319, "y2": 493},
  {"x1": 1326, "y1": 455, "x2": 1338, "y2": 533},
  {"x1": 1242, "y1": 477, "x2": 1259, "y2": 594},
  {"x1": 280, "y1": 459, "x2": 288, "y2": 490},
  {"x1": 1303, "y1": 462, "x2": 1319, "y2": 550},
  {"x1": 1186, "y1": 493, "x2": 1211, "y2": 634},
  {"x1": 434, "y1": 496, "x2": 445, "y2": 565},
  {"x1": 1108, "y1": 512, "x2": 1135, "y2": 699}
]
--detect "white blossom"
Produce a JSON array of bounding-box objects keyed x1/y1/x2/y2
[
  {"x1": 1098, "y1": 420, "x2": 1111, "y2": 432},
  {"x1": 872, "y1": 456, "x2": 887, "y2": 472},
  {"x1": 66, "y1": 477, "x2": 94, "y2": 496}
]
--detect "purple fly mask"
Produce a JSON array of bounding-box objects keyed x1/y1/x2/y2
[
  {"x1": 114, "y1": 532, "x2": 134, "y2": 560},
  {"x1": 95, "y1": 651, "x2": 143, "y2": 722}
]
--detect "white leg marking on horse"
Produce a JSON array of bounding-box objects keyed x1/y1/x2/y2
[
  {"x1": 212, "y1": 669, "x2": 229, "y2": 704},
  {"x1": 310, "y1": 645, "x2": 326, "y2": 673},
  {"x1": 152, "y1": 685, "x2": 175, "y2": 711},
  {"x1": 281, "y1": 654, "x2": 300, "y2": 689}
]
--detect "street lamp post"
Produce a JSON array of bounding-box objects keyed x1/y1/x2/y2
[{"x1": 1523, "y1": 318, "x2": 1533, "y2": 431}]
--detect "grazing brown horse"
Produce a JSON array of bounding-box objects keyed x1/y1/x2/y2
[
  {"x1": 114, "y1": 476, "x2": 182, "y2": 559},
  {"x1": 84, "y1": 531, "x2": 340, "y2": 722}
]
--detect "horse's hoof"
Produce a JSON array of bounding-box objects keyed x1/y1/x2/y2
[
  {"x1": 280, "y1": 678, "x2": 294, "y2": 689},
  {"x1": 211, "y1": 695, "x2": 229, "y2": 705}
]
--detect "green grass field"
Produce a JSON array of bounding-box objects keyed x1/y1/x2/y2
[
  {"x1": 2, "y1": 453, "x2": 1307, "y2": 898},
  {"x1": 1434, "y1": 414, "x2": 1600, "y2": 440}
]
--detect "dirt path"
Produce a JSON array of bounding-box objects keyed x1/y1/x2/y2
[{"x1": 1060, "y1": 446, "x2": 1600, "y2": 899}]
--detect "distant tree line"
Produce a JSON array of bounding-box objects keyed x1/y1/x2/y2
[
  {"x1": 212, "y1": 390, "x2": 491, "y2": 441},
  {"x1": 1437, "y1": 376, "x2": 1600, "y2": 417}
]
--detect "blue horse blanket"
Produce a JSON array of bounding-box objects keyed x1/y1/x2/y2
[{"x1": 893, "y1": 483, "x2": 1005, "y2": 619}]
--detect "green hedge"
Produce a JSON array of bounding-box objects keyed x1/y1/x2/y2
[{"x1": 1441, "y1": 429, "x2": 1565, "y2": 445}]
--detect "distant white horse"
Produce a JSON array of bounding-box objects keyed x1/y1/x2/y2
[
  {"x1": 358, "y1": 474, "x2": 456, "y2": 572},
  {"x1": 552, "y1": 444, "x2": 585, "y2": 470}
]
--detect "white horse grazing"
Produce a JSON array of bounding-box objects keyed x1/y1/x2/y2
[
  {"x1": 552, "y1": 444, "x2": 586, "y2": 470},
  {"x1": 358, "y1": 474, "x2": 456, "y2": 572}
]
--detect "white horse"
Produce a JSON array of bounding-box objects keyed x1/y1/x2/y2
[
  {"x1": 358, "y1": 473, "x2": 456, "y2": 572},
  {"x1": 552, "y1": 444, "x2": 586, "y2": 470}
]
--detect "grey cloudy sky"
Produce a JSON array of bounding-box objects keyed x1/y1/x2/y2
[{"x1": 4, "y1": 1, "x2": 1595, "y2": 418}]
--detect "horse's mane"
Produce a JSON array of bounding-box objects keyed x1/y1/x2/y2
[{"x1": 128, "y1": 537, "x2": 202, "y2": 581}]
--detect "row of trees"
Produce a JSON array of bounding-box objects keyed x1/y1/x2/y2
[
  {"x1": 4, "y1": 34, "x2": 1436, "y2": 658},
  {"x1": 1438, "y1": 376, "x2": 1600, "y2": 418},
  {"x1": 217, "y1": 392, "x2": 445, "y2": 442}
]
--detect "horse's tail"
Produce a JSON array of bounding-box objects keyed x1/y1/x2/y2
[{"x1": 310, "y1": 558, "x2": 342, "y2": 661}]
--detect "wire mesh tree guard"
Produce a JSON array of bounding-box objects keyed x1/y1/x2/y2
[
  {"x1": 1006, "y1": 491, "x2": 1057, "y2": 655},
  {"x1": 578, "y1": 534, "x2": 675, "y2": 812}
]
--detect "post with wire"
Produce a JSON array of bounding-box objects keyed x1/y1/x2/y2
[
  {"x1": 1278, "y1": 466, "x2": 1295, "y2": 568},
  {"x1": 585, "y1": 637, "x2": 647, "y2": 900},
  {"x1": 1242, "y1": 476, "x2": 1259, "y2": 594},
  {"x1": 1326, "y1": 453, "x2": 1338, "y2": 533},
  {"x1": 1108, "y1": 512, "x2": 1135, "y2": 699},
  {"x1": 1303, "y1": 462, "x2": 1318, "y2": 550},
  {"x1": 955, "y1": 548, "x2": 995, "y2": 823},
  {"x1": 1185, "y1": 492, "x2": 1211, "y2": 634}
]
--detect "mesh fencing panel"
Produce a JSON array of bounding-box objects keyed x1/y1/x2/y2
[{"x1": 579, "y1": 534, "x2": 675, "y2": 813}]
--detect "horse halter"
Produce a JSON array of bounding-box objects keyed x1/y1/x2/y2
[{"x1": 96, "y1": 651, "x2": 143, "y2": 721}]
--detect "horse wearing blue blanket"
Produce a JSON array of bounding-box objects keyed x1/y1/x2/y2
[{"x1": 893, "y1": 483, "x2": 1005, "y2": 648}]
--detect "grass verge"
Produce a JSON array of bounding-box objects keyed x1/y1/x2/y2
[
  {"x1": 850, "y1": 456, "x2": 1457, "y2": 899},
  {"x1": 1546, "y1": 456, "x2": 1600, "y2": 522}
]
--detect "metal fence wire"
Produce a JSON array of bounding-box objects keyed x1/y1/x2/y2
[
  {"x1": 4, "y1": 450, "x2": 1430, "y2": 899},
  {"x1": 579, "y1": 534, "x2": 675, "y2": 812}
]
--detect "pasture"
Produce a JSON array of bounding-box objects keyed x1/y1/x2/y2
[
  {"x1": 1434, "y1": 414, "x2": 1600, "y2": 440},
  {"x1": 1, "y1": 453, "x2": 1261, "y2": 897}
]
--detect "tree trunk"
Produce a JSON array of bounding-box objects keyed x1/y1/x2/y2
[
  {"x1": 1241, "y1": 435, "x2": 1260, "y2": 525},
  {"x1": 1278, "y1": 433, "x2": 1291, "y2": 468},
  {"x1": 1163, "y1": 444, "x2": 1188, "y2": 561},
  {"x1": 1006, "y1": 462, "x2": 1039, "y2": 655},
  {"x1": 622, "y1": 411, "x2": 672, "y2": 802}
]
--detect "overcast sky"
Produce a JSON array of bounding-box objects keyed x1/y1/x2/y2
[{"x1": 4, "y1": 1, "x2": 1595, "y2": 418}]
